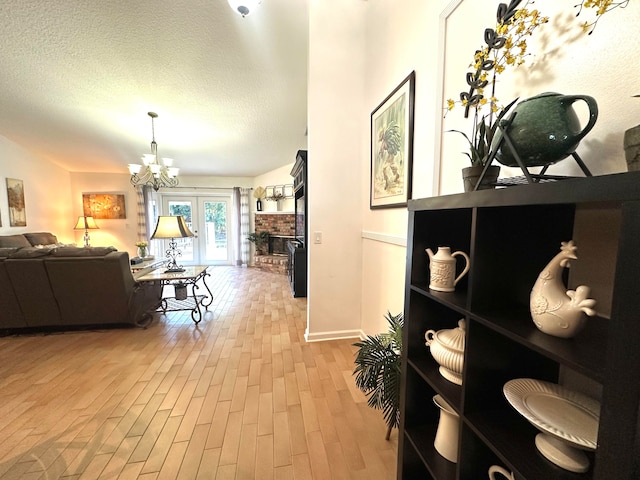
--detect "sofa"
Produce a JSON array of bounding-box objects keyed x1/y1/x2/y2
[{"x1": 0, "y1": 232, "x2": 162, "y2": 331}]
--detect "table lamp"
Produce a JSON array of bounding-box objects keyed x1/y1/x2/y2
[
  {"x1": 74, "y1": 215, "x2": 99, "y2": 247},
  {"x1": 151, "y1": 215, "x2": 194, "y2": 272}
]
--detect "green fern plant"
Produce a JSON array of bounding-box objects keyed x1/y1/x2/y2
[
  {"x1": 247, "y1": 231, "x2": 270, "y2": 254},
  {"x1": 353, "y1": 311, "x2": 403, "y2": 440}
]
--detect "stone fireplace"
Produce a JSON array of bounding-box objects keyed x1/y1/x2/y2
[{"x1": 253, "y1": 212, "x2": 295, "y2": 274}]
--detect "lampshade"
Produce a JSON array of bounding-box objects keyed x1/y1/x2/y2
[
  {"x1": 74, "y1": 216, "x2": 99, "y2": 230},
  {"x1": 227, "y1": 0, "x2": 261, "y2": 17},
  {"x1": 151, "y1": 215, "x2": 194, "y2": 239}
]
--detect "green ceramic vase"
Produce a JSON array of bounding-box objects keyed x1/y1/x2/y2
[{"x1": 491, "y1": 92, "x2": 598, "y2": 167}]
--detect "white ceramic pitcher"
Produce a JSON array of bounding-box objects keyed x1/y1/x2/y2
[
  {"x1": 433, "y1": 394, "x2": 459, "y2": 463},
  {"x1": 426, "y1": 246, "x2": 470, "y2": 292}
]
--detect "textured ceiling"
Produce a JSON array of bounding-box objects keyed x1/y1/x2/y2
[{"x1": 0, "y1": 0, "x2": 308, "y2": 177}]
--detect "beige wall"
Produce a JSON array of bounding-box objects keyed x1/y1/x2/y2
[
  {"x1": 307, "y1": 0, "x2": 368, "y2": 341},
  {"x1": 0, "y1": 135, "x2": 74, "y2": 241},
  {"x1": 440, "y1": 0, "x2": 639, "y2": 194},
  {"x1": 306, "y1": 0, "x2": 447, "y2": 339},
  {"x1": 309, "y1": 0, "x2": 638, "y2": 338},
  {"x1": 69, "y1": 172, "x2": 139, "y2": 255},
  {"x1": 358, "y1": 0, "x2": 447, "y2": 335}
]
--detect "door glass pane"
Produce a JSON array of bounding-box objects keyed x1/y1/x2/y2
[
  {"x1": 204, "y1": 200, "x2": 228, "y2": 261},
  {"x1": 167, "y1": 201, "x2": 194, "y2": 262}
]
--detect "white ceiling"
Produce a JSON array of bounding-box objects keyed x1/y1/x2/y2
[{"x1": 0, "y1": 0, "x2": 308, "y2": 177}]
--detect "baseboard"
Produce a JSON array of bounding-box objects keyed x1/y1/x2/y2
[{"x1": 304, "y1": 328, "x2": 366, "y2": 343}]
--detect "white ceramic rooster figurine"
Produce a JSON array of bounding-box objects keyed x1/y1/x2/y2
[{"x1": 530, "y1": 240, "x2": 597, "y2": 338}]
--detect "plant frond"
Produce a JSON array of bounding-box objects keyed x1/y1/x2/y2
[{"x1": 352, "y1": 311, "x2": 403, "y2": 437}]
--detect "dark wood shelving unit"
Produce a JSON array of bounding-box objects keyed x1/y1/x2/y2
[
  {"x1": 288, "y1": 150, "x2": 307, "y2": 297},
  {"x1": 398, "y1": 171, "x2": 640, "y2": 480}
]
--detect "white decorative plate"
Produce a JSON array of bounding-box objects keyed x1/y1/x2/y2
[{"x1": 503, "y1": 378, "x2": 600, "y2": 450}]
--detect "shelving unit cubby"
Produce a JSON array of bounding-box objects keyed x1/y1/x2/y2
[{"x1": 398, "y1": 171, "x2": 640, "y2": 480}]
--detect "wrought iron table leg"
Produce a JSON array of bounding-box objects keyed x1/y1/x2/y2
[{"x1": 201, "y1": 270, "x2": 213, "y2": 308}]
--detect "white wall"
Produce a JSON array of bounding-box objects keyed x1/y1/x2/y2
[
  {"x1": 358, "y1": 0, "x2": 448, "y2": 335},
  {"x1": 307, "y1": 0, "x2": 367, "y2": 341},
  {"x1": 0, "y1": 135, "x2": 73, "y2": 241},
  {"x1": 439, "y1": 0, "x2": 640, "y2": 195},
  {"x1": 307, "y1": 0, "x2": 639, "y2": 339}
]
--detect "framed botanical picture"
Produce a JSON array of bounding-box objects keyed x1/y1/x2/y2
[
  {"x1": 6, "y1": 178, "x2": 26, "y2": 226},
  {"x1": 82, "y1": 193, "x2": 126, "y2": 219},
  {"x1": 370, "y1": 71, "x2": 415, "y2": 209}
]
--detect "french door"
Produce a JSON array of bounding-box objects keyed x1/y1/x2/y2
[{"x1": 161, "y1": 195, "x2": 233, "y2": 265}]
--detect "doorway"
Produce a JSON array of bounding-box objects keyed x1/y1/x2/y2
[{"x1": 161, "y1": 195, "x2": 233, "y2": 265}]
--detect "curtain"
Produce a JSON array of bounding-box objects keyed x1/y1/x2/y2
[
  {"x1": 142, "y1": 186, "x2": 159, "y2": 256},
  {"x1": 232, "y1": 187, "x2": 250, "y2": 266},
  {"x1": 135, "y1": 186, "x2": 147, "y2": 242}
]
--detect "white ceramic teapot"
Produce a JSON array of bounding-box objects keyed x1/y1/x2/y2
[
  {"x1": 425, "y1": 319, "x2": 466, "y2": 385},
  {"x1": 426, "y1": 246, "x2": 470, "y2": 292}
]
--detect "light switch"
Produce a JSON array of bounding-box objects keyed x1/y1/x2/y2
[{"x1": 314, "y1": 231, "x2": 322, "y2": 244}]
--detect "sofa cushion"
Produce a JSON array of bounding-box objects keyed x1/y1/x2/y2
[
  {"x1": 51, "y1": 246, "x2": 117, "y2": 257},
  {"x1": 0, "y1": 235, "x2": 31, "y2": 248},
  {"x1": 24, "y1": 232, "x2": 58, "y2": 246},
  {"x1": 9, "y1": 246, "x2": 56, "y2": 258},
  {"x1": 0, "y1": 247, "x2": 21, "y2": 259}
]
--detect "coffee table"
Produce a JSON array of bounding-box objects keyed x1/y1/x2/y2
[{"x1": 136, "y1": 265, "x2": 213, "y2": 323}]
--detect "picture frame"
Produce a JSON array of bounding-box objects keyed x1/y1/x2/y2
[
  {"x1": 264, "y1": 186, "x2": 275, "y2": 199},
  {"x1": 370, "y1": 71, "x2": 415, "y2": 209},
  {"x1": 6, "y1": 178, "x2": 26, "y2": 227},
  {"x1": 283, "y1": 184, "x2": 294, "y2": 198},
  {"x1": 82, "y1": 192, "x2": 126, "y2": 219}
]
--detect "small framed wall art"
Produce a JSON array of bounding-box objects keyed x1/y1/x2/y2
[
  {"x1": 82, "y1": 192, "x2": 126, "y2": 219},
  {"x1": 370, "y1": 71, "x2": 415, "y2": 209},
  {"x1": 6, "y1": 178, "x2": 26, "y2": 227}
]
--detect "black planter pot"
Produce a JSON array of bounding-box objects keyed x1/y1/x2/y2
[
  {"x1": 256, "y1": 199, "x2": 263, "y2": 211},
  {"x1": 462, "y1": 165, "x2": 500, "y2": 192}
]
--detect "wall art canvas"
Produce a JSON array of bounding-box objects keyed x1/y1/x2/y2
[
  {"x1": 370, "y1": 71, "x2": 415, "y2": 209},
  {"x1": 82, "y1": 193, "x2": 126, "y2": 219},
  {"x1": 6, "y1": 178, "x2": 26, "y2": 227}
]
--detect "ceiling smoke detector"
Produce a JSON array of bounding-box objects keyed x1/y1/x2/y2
[{"x1": 227, "y1": 0, "x2": 262, "y2": 17}]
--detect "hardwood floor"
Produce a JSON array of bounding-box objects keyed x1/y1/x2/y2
[{"x1": 0, "y1": 267, "x2": 398, "y2": 479}]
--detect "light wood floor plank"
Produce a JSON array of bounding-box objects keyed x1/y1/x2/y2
[{"x1": 0, "y1": 267, "x2": 397, "y2": 478}]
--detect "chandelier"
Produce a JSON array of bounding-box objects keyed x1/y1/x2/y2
[
  {"x1": 227, "y1": 0, "x2": 262, "y2": 17},
  {"x1": 128, "y1": 112, "x2": 179, "y2": 191}
]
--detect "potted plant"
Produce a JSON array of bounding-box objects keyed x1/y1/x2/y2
[
  {"x1": 450, "y1": 101, "x2": 517, "y2": 191},
  {"x1": 353, "y1": 311, "x2": 403, "y2": 440},
  {"x1": 446, "y1": 0, "x2": 548, "y2": 191},
  {"x1": 247, "y1": 231, "x2": 270, "y2": 255}
]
